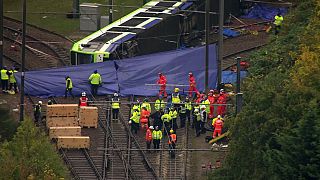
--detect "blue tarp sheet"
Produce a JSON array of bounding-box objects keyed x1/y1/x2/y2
[
  {"x1": 16, "y1": 44, "x2": 217, "y2": 98},
  {"x1": 241, "y1": 4, "x2": 288, "y2": 20},
  {"x1": 223, "y1": 28, "x2": 240, "y2": 37},
  {"x1": 222, "y1": 71, "x2": 248, "y2": 84}
]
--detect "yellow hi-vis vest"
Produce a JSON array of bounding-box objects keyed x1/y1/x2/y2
[
  {"x1": 171, "y1": 93, "x2": 181, "y2": 104},
  {"x1": 155, "y1": 99, "x2": 165, "y2": 111},
  {"x1": 89, "y1": 73, "x2": 102, "y2": 85},
  {"x1": 204, "y1": 99, "x2": 210, "y2": 113},
  {"x1": 274, "y1": 15, "x2": 283, "y2": 26},
  {"x1": 161, "y1": 113, "x2": 171, "y2": 122},
  {"x1": 130, "y1": 111, "x2": 140, "y2": 123},
  {"x1": 185, "y1": 102, "x2": 192, "y2": 110},
  {"x1": 9, "y1": 70, "x2": 17, "y2": 83},
  {"x1": 65, "y1": 77, "x2": 73, "y2": 89},
  {"x1": 152, "y1": 130, "x2": 162, "y2": 140},
  {"x1": 169, "y1": 110, "x2": 178, "y2": 118},
  {"x1": 142, "y1": 102, "x2": 151, "y2": 112},
  {"x1": 112, "y1": 98, "x2": 120, "y2": 109},
  {"x1": 1, "y1": 69, "x2": 8, "y2": 80}
]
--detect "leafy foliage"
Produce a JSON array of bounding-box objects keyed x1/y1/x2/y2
[
  {"x1": 210, "y1": 0, "x2": 320, "y2": 179},
  {"x1": 0, "y1": 119, "x2": 67, "y2": 179},
  {"x1": 0, "y1": 105, "x2": 18, "y2": 142}
]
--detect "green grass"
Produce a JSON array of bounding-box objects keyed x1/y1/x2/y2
[{"x1": 4, "y1": 0, "x2": 143, "y2": 37}]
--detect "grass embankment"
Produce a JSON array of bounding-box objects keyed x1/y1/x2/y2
[{"x1": 4, "y1": 0, "x2": 143, "y2": 38}]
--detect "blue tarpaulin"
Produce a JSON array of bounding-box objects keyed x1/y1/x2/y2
[
  {"x1": 222, "y1": 71, "x2": 248, "y2": 84},
  {"x1": 223, "y1": 28, "x2": 240, "y2": 37},
  {"x1": 15, "y1": 44, "x2": 217, "y2": 98},
  {"x1": 242, "y1": 3, "x2": 288, "y2": 20}
]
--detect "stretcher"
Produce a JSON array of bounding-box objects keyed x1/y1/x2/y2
[{"x1": 209, "y1": 131, "x2": 230, "y2": 144}]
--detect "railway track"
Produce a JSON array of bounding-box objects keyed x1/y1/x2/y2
[
  {"x1": 3, "y1": 16, "x2": 71, "y2": 68},
  {"x1": 120, "y1": 98, "x2": 189, "y2": 180}
]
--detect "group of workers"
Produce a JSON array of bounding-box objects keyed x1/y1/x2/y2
[{"x1": 0, "y1": 66, "x2": 19, "y2": 94}]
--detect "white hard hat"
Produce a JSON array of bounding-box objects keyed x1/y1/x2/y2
[
  {"x1": 194, "y1": 109, "x2": 199, "y2": 112},
  {"x1": 128, "y1": 120, "x2": 132, "y2": 124},
  {"x1": 220, "y1": 89, "x2": 225, "y2": 92},
  {"x1": 201, "y1": 105, "x2": 206, "y2": 109},
  {"x1": 114, "y1": 93, "x2": 118, "y2": 96},
  {"x1": 149, "y1": 126, "x2": 154, "y2": 130},
  {"x1": 217, "y1": 115, "x2": 221, "y2": 118},
  {"x1": 82, "y1": 92, "x2": 86, "y2": 96},
  {"x1": 38, "y1": 101, "x2": 42, "y2": 105}
]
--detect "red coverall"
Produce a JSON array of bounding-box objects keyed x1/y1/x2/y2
[
  {"x1": 157, "y1": 74, "x2": 167, "y2": 97},
  {"x1": 213, "y1": 119, "x2": 223, "y2": 138},
  {"x1": 145, "y1": 128, "x2": 153, "y2": 150},
  {"x1": 208, "y1": 93, "x2": 216, "y2": 118},
  {"x1": 217, "y1": 93, "x2": 227, "y2": 116},
  {"x1": 188, "y1": 75, "x2": 199, "y2": 97},
  {"x1": 79, "y1": 97, "x2": 88, "y2": 107},
  {"x1": 140, "y1": 109, "x2": 150, "y2": 130}
]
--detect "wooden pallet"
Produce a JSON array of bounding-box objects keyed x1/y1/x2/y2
[
  {"x1": 79, "y1": 106, "x2": 98, "y2": 128},
  {"x1": 57, "y1": 136, "x2": 90, "y2": 149},
  {"x1": 46, "y1": 117, "x2": 78, "y2": 128},
  {"x1": 49, "y1": 126, "x2": 81, "y2": 139},
  {"x1": 47, "y1": 104, "x2": 78, "y2": 117}
]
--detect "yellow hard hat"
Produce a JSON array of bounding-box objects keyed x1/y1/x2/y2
[
  {"x1": 174, "y1": 88, "x2": 179, "y2": 92},
  {"x1": 170, "y1": 129, "x2": 174, "y2": 133}
]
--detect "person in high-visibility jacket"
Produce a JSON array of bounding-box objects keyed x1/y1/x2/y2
[
  {"x1": 142, "y1": 98, "x2": 151, "y2": 112},
  {"x1": 79, "y1": 92, "x2": 88, "y2": 107},
  {"x1": 212, "y1": 115, "x2": 224, "y2": 127},
  {"x1": 188, "y1": 72, "x2": 199, "y2": 98},
  {"x1": 185, "y1": 97, "x2": 192, "y2": 125},
  {"x1": 130, "y1": 107, "x2": 140, "y2": 134},
  {"x1": 1, "y1": 66, "x2": 9, "y2": 93},
  {"x1": 131, "y1": 100, "x2": 141, "y2": 115},
  {"x1": 65, "y1": 76, "x2": 74, "y2": 98},
  {"x1": 111, "y1": 93, "x2": 120, "y2": 120},
  {"x1": 179, "y1": 101, "x2": 187, "y2": 128},
  {"x1": 168, "y1": 129, "x2": 177, "y2": 158},
  {"x1": 203, "y1": 96, "x2": 211, "y2": 115},
  {"x1": 34, "y1": 101, "x2": 42, "y2": 125},
  {"x1": 193, "y1": 108, "x2": 201, "y2": 137},
  {"x1": 152, "y1": 126, "x2": 162, "y2": 149},
  {"x1": 200, "y1": 105, "x2": 207, "y2": 134},
  {"x1": 8, "y1": 67, "x2": 18, "y2": 93},
  {"x1": 88, "y1": 70, "x2": 102, "y2": 96},
  {"x1": 145, "y1": 126, "x2": 153, "y2": 151},
  {"x1": 274, "y1": 13, "x2": 283, "y2": 35},
  {"x1": 213, "y1": 115, "x2": 224, "y2": 138},
  {"x1": 217, "y1": 89, "x2": 227, "y2": 116},
  {"x1": 169, "y1": 107, "x2": 178, "y2": 131},
  {"x1": 171, "y1": 88, "x2": 181, "y2": 109},
  {"x1": 155, "y1": 95, "x2": 165, "y2": 111},
  {"x1": 161, "y1": 110, "x2": 172, "y2": 135},
  {"x1": 140, "y1": 106, "x2": 150, "y2": 130},
  {"x1": 157, "y1": 72, "x2": 167, "y2": 97}
]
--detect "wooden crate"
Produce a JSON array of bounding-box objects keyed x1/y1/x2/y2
[
  {"x1": 46, "y1": 117, "x2": 78, "y2": 128},
  {"x1": 47, "y1": 104, "x2": 78, "y2": 117},
  {"x1": 57, "y1": 136, "x2": 90, "y2": 149},
  {"x1": 79, "y1": 106, "x2": 98, "y2": 128},
  {"x1": 49, "y1": 126, "x2": 81, "y2": 139}
]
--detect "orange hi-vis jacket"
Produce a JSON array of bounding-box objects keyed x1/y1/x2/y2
[{"x1": 168, "y1": 134, "x2": 177, "y2": 144}]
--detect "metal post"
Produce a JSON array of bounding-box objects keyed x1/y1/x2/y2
[
  {"x1": 0, "y1": 0, "x2": 3, "y2": 68},
  {"x1": 108, "y1": 0, "x2": 113, "y2": 24},
  {"x1": 236, "y1": 57, "x2": 241, "y2": 93},
  {"x1": 19, "y1": 0, "x2": 26, "y2": 122},
  {"x1": 72, "y1": 0, "x2": 79, "y2": 18},
  {"x1": 205, "y1": 0, "x2": 210, "y2": 92},
  {"x1": 235, "y1": 57, "x2": 242, "y2": 115},
  {"x1": 217, "y1": 0, "x2": 224, "y2": 86}
]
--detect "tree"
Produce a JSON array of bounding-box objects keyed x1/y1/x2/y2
[{"x1": 0, "y1": 119, "x2": 67, "y2": 179}]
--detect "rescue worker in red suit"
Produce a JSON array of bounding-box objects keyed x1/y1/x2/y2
[
  {"x1": 217, "y1": 89, "x2": 227, "y2": 116},
  {"x1": 145, "y1": 126, "x2": 153, "y2": 152},
  {"x1": 79, "y1": 92, "x2": 88, "y2": 107},
  {"x1": 207, "y1": 90, "x2": 216, "y2": 118},
  {"x1": 188, "y1": 72, "x2": 199, "y2": 98},
  {"x1": 157, "y1": 72, "x2": 167, "y2": 97},
  {"x1": 140, "y1": 106, "x2": 150, "y2": 130},
  {"x1": 195, "y1": 93, "x2": 202, "y2": 103},
  {"x1": 213, "y1": 115, "x2": 224, "y2": 138}
]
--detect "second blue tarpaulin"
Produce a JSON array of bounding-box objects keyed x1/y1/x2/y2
[
  {"x1": 242, "y1": 3, "x2": 288, "y2": 20},
  {"x1": 222, "y1": 71, "x2": 248, "y2": 84}
]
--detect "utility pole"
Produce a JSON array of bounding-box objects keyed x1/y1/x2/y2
[
  {"x1": 72, "y1": 0, "x2": 80, "y2": 18},
  {"x1": 217, "y1": 0, "x2": 224, "y2": 86},
  {"x1": 20, "y1": 0, "x2": 26, "y2": 122},
  {"x1": 204, "y1": 0, "x2": 210, "y2": 92},
  {"x1": 235, "y1": 57, "x2": 243, "y2": 115},
  {"x1": 0, "y1": 0, "x2": 3, "y2": 68},
  {"x1": 109, "y1": 0, "x2": 113, "y2": 24}
]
